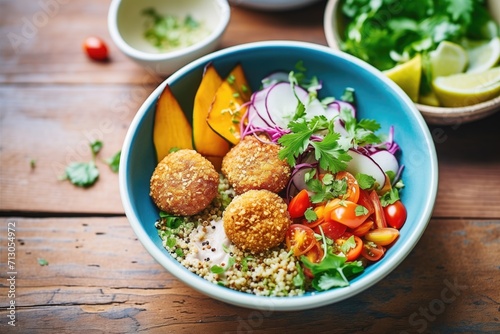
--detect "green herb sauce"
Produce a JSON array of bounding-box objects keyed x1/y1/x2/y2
[{"x1": 142, "y1": 7, "x2": 210, "y2": 52}]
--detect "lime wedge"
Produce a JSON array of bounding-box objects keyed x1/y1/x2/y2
[
  {"x1": 418, "y1": 91, "x2": 440, "y2": 107},
  {"x1": 383, "y1": 54, "x2": 422, "y2": 102},
  {"x1": 429, "y1": 41, "x2": 468, "y2": 79},
  {"x1": 466, "y1": 37, "x2": 500, "y2": 74},
  {"x1": 432, "y1": 67, "x2": 500, "y2": 107}
]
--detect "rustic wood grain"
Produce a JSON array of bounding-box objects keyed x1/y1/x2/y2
[
  {"x1": 2, "y1": 92, "x2": 499, "y2": 216},
  {"x1": 0, "y1": 217, "x2": 498, "y2": 333},
  {"x1": 0, "y1": 84, "x2": 152, "y2": 214},
  {"x1": 1, "y1": 0, "x2": 499, "y2": 332}
]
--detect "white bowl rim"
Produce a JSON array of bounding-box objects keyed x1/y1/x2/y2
[
  {"x1": 108, "y1": 0, "x2": 230, "y2": 61},
  {"x1": 119, "y1": 40, "x2": 439, "y2": 311}
]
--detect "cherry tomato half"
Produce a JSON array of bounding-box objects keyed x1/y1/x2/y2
[
  {"x1": 335, "y1": 171, "x2": 360, "y2": 203},
  {"x1": 350, "y1": 220, "x2": 374, "y2": 237},
  {"x1": 361, "y1": 242, "x2": 385, "y2": 262},
  {"x1": 314, "y1": 220, "x2": 347, "y2": 240},
  {"x1": 83, "y1": 36, "x2": 109, "y2": 61},
  {"x1": 364, "y1": 227, "x2": 399, "y2": 246},
  {"x1": 369, "y1": 190, "x2": 387, "y2": 229},
  {"x1": 357, "y1": 189, "x2": 375, "y2": 216},
  {"x1": 303, "y1": 205, "x2": 325, "y2": 229},
  {"x1": 288, "y1": 189, "x2": 312, "y2": 219},
  {"x1": 336, "y1": 235, "x2": 363, "y2": 262},
  {"x1": 384, "y1": 200, "x2": 407, "y2": 229},
  {"x1": 304, "y1": 241, "x2": 324, "y2": 263},
  {"x1": 285, "y1": 224, "x2": 317, "y2": 256},
  {"x1": 325, "y1": 199, "x2": 371, "y2": 229}
]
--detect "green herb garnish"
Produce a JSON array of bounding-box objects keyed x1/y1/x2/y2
[
  {"x1": 64, "y1": 161, "x2": 99, "y2": 188},
  {"x1": 105, "y1": 150, "x2": 121, "y2": 173},
  {"x1": 142, "y1": 8, "x2": 207, "y2": 51},
  {"x1": 300, "y1": 248, "x2": 364, "y2": 291}
]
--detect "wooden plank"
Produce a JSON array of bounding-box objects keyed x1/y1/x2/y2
[
  {"x1": 430, "y1": 111, "x2": 500, "y2": 218},
  {"x1": 0, "y1": 1, "x2": 328, "y2": 85},
  {"x1": 0, "y1": 85, "x2": 154, "y2": 214},
  {"x1": 0, "y1": 217, "x2": 498, "y2": 332}
]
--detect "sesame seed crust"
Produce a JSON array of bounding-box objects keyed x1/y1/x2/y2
[
  {"x1": 223, "y1": 189, "x2": 292, "y2": 254},
  {"x1": 221, "y1": 135, "x2": 291, "y2": 195},
  {"x1": 150, "y1": 149, "x2": 219, "y2": 216}
]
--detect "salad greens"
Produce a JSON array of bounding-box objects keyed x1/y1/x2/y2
[{"x1": 341, "y1": 0, "x2": 496, "y2": 70}]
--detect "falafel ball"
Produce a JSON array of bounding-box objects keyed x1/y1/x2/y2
[
  {"x1": 150, "y1": 149, "x2": 219, "y2": 216},
  {"x1": 221, "y1": 135, "x2": 291, "y2": 195},
  {"x1": 223, "y1": 189, "x2": 292, "y2": 254}
]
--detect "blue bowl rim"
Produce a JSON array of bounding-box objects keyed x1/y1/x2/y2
[{"x1": 119, "y1": 40, "x2": 439, "y2": 311}]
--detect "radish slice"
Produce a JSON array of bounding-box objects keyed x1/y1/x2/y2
[
  {"x1": 292, "y1": 167, "x2": 314, "y2": 192},
  {"x1": 304, "y1": 98, "x2": 326, "y2": 119},
  {"x1": 247, "y1": 82, "x2": 302, "y2": 129},
  {"x1": 370, "y1": 150, "x2": 399, "y2": 175},
  {"x1": 325, "y1": 102, "x2": 348, "y2": 136},
  {"x1": 261, "y1": 71, "x2": 289, "y2": 88},
  {"x1": 247, "y1": 86, "x2": 273, "y2": 129},
  {"x1": 346, "y1": 149, "x2": 387, "y2": 189},
  {"x1": 325, "y1": 101, "x2": 340, "y2": 119},
  {"x1": 264, "y1": 82, "x2": 308, "y2": 129},
  {"x1": 337, "y1": 100, "x2": 356, "y2": 118}
]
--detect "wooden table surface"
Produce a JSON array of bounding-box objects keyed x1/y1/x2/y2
[{"x1": 1, "y1": 1, "x2": 499, "y2": 333}]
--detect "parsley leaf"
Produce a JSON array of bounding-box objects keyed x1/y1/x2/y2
[
  {"x1": 300, "y1": 248, "x2": 364, "y2": 291},
  {"x1": 308, "y1": 174, "x2": 348, "y2": 204},
  {"x1": 159, "y1": 211, "x2": 184, "y2": 229},
  {"x1": 210, "y1": 257, "x2": 235, "y2": 274},
  {"x1": 380, "y1": 187, "x2": 401, "y2": 206},
  {"x1": 311, "y1": 131, "x2": 352, "y2": 173},
  {"x1": 106, "y1": 150, "x2": 121, "y2": 173},
  {"x1": 37, "y1": 258, "x2": 49, "y2": 266},
  {"x1": 355, "y1": 205, "x2": 369, "y2": 216},
  {"x1": 278, "y1": 120, "x2": 315, "y2": 166},
  {"x1": 90, "y1": 140, "x2": 103, "y2": 156},
  {"x1": 64, "y1": 161, "x2": 99, "y2": 188},
  {"x1": 304, "y1": 207, "x2": 318, "y2": 222},
  {"x1": 356, "y1": 173, "x2": 376, "y2": 190},
  {"x1": 340, "y1": 107, "x2": 382, "y2": 147}
]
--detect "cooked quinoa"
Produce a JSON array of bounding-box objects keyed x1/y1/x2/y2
[{"x1": 155, "y1": 175, "x2": 305, "y2": 297}]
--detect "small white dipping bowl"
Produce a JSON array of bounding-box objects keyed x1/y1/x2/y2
[{"x1": 108, "y1": 0, "x2": 230, "y2": 76}]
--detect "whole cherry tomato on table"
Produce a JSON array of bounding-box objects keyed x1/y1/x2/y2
[{"x1": 83, "y1": 36, "x2": 109, "y2": 61}]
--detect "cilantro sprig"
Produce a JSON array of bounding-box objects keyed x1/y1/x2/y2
[
  {"x1": 340, "y1": 106, "x2": 382, "y2": 148},
  {"x1": 300, "y1": 248, "x2": 364, "y2": 291},
  {"x1": 278, "y1": 116, "x2": 352, "y2": 173},
  {"x1": 62, "y1": 140, "x2": 120, "y2": 188}
]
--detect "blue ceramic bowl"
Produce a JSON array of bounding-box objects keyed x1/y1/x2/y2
[{"x1": 119, "y1": 41, "x2": 438, "y2": 311}]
